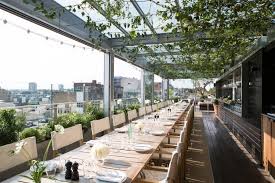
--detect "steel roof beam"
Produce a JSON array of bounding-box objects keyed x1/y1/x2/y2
[
  {"x1": 110, "y1": 32, "x2": 190, "y2": 47},
  {"x1": 130, "y1": 0, "x2": 176, "y2": 61},
  {"x1": 0, "y1": 0, "x2": 112, "y2": 50},
  {"x1": 136, "y1": 51, "x2": 182, "y2": 57}
]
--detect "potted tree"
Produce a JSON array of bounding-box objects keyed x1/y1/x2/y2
[{"x1": 213, "y1": 98, "x2": 219, "y2": 115}]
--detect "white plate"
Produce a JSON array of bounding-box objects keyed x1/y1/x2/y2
[
  {"x1": 96, "y1": 170, "x2": 127, "y2": 183},
  {"x1": 150, "y1": 130, "x2": 165, "y2": 136},
  {"x1": 134, "y1": 144, "x2": 153, "y2": 152},
  {"x1": 163, "y1": 122, "x2": 173, "y2": 126},
  {"x1": 114, "y1": 127, "x2": 128, "y2": 133}
]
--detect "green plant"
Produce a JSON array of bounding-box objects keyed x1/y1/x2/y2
[
  {"x1": 37, "y1": 125, "x2": 52, "y2": 142},
  {"x1": 213, "y1": 99, "x2": 219, "y2": 105},
  {"x1": 0, "y1": 109, "x2": 26, "y2": 146},
  {"x1": 128, "y1": 103, "x2": 140, "y2": 113},
  {"x1": 54, "y1": 114, "x2": 76, "y2": 128},
  {"x1": 85, "y1": 103, "x2": 104, "y2": 120},
  {"x1": 20, "y1": 128, "x2": 41, "y2": 142}
]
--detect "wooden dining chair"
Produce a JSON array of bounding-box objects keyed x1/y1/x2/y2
[
  {"x1": 137, "y1": 151, "x2": 179, "y2": 183},
  {"x1": 139, "y1": 107, "x2": 146, "y2": 117},
  {"x1": 145, "y1": 105, "x2": 152, "y2": 114},
  {"x1": 51, "y1": 124, "x2": 84, "y2": 157},
  {"x1": 152, "y1": 104, "x2": 157, "y2": 112},
  {"x1": 91, "y1": 117, "x2": 111, "y2": 139},
  {"x1": 128, "y1": 109, "x2": 138, "y2": 122},
  {"x1": 1, "y1": 137, "x2": 38, "y2": 173},
  {"x1": 112, "y1": 112, "x2": 126, "y2": 128}
]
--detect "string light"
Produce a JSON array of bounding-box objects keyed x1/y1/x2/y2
[{"x1": 0, "y1": 17, "x2": 96, "y2": 52}]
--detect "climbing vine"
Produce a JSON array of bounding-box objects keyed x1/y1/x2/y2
[{"x1": 23, "y1": 0, "x2": 274, "y2": 79}]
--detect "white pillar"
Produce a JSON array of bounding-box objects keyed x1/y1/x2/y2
[
  {"x1": 140, "y1": 70, "x2": 145, "y2": 106},
  {"x1": 104, "y1": 52, "x2": 114, "y2": 128},
  {"x1": 162, "y1": 79, "x2": 169, "y2": 100}
]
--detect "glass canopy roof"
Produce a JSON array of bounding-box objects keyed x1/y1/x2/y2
[{"x1": 0, "y1": 0, "x2": 273, "y2": 79}]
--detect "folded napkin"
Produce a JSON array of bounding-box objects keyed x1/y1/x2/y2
[
  {"x1": 96, "y1": 170, "x2": 127, "y2": 183},
  {"x1": 86, "y1": 140, "x2": 97, "y2": 147}
]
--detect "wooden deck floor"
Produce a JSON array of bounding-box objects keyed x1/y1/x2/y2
[
  {"x1": 201, "y1": 112, "x2": 272, "y2": 183},
  {"x1": 185, "y1": 111, "x2": 214, "y2": 183}
]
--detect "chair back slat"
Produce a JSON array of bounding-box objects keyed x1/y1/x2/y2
[
  {"x1": 139, "y1": 107, "x2": 146, "y2": 117},
  {"x1": 145, "y1": 105, "x2": 152, "y2": 114},
  {"x1": 91, "y1": 117, "x2": 110, "y2": 138},
  {"x1": 152, "y1": 104, "x2": 157, "y2": 112},
  {"x1": 128, "y1": 110, "x2": 137, "y2": 121},
  {"x1": 0, "y1": 137, "x2": 37, "y2": 172},
  {"x1": 51, "y1": 124, "x2": 83, "y2": 151},
  {"x1": 112, "y1": 113, "x2": 126, "y2": 127},
  {"x1": 165, "y1": 151, "x2": 179, "y2": 183}
]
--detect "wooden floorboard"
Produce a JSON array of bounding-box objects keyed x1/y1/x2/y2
[
  {"x1": 201, "y1": 112, "x2": 271, "y2": 183},
  {"x1": 185, "y1": 111, "x2": 214, "y2": 183}
]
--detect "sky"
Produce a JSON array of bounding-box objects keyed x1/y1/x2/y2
[{"x1": 0, "y1": 8, "x2": 193, "y2": 90}]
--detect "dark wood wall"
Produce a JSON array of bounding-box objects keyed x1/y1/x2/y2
[
  {"x1": 242, "y1": 50, "x2": 263, "y2": 127},
  {"x1": 262, "y1": 42, "x2": 275, "y2": 114}
]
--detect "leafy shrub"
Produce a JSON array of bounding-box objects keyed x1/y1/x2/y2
[
  {"x1": 0, "y1": 109, "x2": 26, "y2": 146},
  {"x1": 54, "y1": 114, "x2": 76, "y2": 128},
  {"x1": 20, "y1": 128, "x2": 40, "y2": 142},
  {"x1": 20, "y1": 125, "x2": 52, "y2": 143},
  {"x1": 128, "y1": 103, "x2": 140, "y2": 110},
  {"x1": 37, "y1": 125, "x2": 52, "y2": 141},
  {"x1": 114, "y1": 109, "x2": 124, "y2": 114},
  {"x1": 85, "y1": 103, "x2": 104, "y2": 120},
  {"x1": 54, "y1": 112, "x2": 99, "y2": 130}
]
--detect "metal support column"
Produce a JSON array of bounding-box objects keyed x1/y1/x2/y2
[
  {"x1": 104, "y1": 52, "x2": 114, "y2": 129},
  {"x1": 162, "y1": 79, "x2": 169, "y2": 101},
  {"x1": 140, "y1": 70, "x2": 145, "y2": 106},
  {"x1": 144, "y1": 71, "x2": 154, "y2": 105},
  {"x1": 167, "y1": 79, "x2": 170, "y2": 100},
  {"x1": 232, "y1": 71, "x2": 236, "y2": 101},
  {"x1": 151, "y1": 74, "x2": 154, "y2": 105}
]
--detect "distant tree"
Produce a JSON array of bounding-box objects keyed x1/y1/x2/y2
[{"x1": 193, "y1": 79, "x2": 214, "y2": 97}]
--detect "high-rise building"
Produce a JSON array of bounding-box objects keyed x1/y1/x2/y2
[
  {"x1": 58, "y1": 84, "x2": 64, "y2": 91},
  {"x1": 0, "y1": 87, "x2": 10, "y2": 102},
  {"x1": 28, "y1": 82, "x2": 37, "y2": 92},
  {"x1": 114, "y1": 76, "x2": 140, "y2": 98},
  {"x1": 154, "y1": 82, "x2": 162, "y2": 98},
  {"x1": 73, "y1": 80, "x2": 103, "y2": 100}
]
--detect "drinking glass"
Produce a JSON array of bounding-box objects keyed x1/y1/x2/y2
[{"x1": 45, "y1": 160, "x2": 57, "y2": 178}]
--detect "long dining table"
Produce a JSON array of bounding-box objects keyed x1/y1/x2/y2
[{"x1": 3, "y1": 102, "x2": 189, "y2": 183}]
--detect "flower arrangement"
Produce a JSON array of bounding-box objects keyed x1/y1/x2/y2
[
  {"x1": 10, "y1": 125, "x2": 65, "y2": 183},
  {"x1": 90, "y1": 143, "x2": 110, "y2": 161},
  {"x1": 135, "y1": 121, "x2": 144, "y2": 132}
]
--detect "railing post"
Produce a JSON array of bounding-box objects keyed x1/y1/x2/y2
[
  {"x1": 104, "y1": 51, "x2": 114, "y2": 129},
  {"x1": 144, "y1": 71, "x2": 154, "y2": 105}
]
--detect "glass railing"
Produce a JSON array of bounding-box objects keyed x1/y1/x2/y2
[{"x1": 0, "y1": 97, "x2": 144, "y2": 128}]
